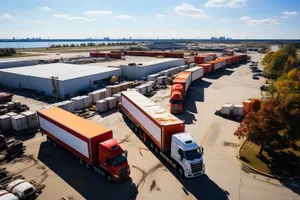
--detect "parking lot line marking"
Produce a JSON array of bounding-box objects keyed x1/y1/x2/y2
[{"x1": 200, "y1": 123, "x2": 213, "y2": 146}]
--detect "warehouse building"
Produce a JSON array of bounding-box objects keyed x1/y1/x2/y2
[
  {"x1": 0, "y1": 59, "x2": 37, "y2": 69},
  {"x1": 0, "y1": 63, "x2": 121, "y2": 99},
  {"x1": 121, "y1": 58, "x2": 184, "y2": 80}
]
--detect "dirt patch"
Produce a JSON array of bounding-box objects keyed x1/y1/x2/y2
[
  {"x1": 223, "y1": 141, "x2": 240, "y2": 148},
  {"x1": 132, "y1": 163, "x2": 164, "y2": 191},
  {"x1": 150, "y1": 180, "x2": 157, "y2": 192},
  {"x1": 119, "y1": 134, "x2": 132, "y2": 144}
]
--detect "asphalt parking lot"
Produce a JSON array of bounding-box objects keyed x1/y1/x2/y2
[{"x1": 2, "y1": 52, "x2": 300, "y2": 200}]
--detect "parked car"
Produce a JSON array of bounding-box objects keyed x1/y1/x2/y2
[
  {"x1": 252, "y1": 69, "x2": 263, "y2": 73},
  {"x1": 6, "y1": 180, "x2": 36, "y2": 199},
  {"x1": 0, "y1": 190, "x2": 18, "y2": 200},
  {"x1": 252, "y1": 75, "x2": 260, "y2": 80}
]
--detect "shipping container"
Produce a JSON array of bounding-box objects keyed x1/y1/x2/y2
[
  {"x1": 185, "y1": 67, "x2": 203, "y2": 82},
  {"x1": 198, "y1": 64, "x2": 213, "y2": 75},
  {"x1": 38, "y1": 107, "x2": 113, "y2": 165},
  {"x1": 107, "y1": 53, "x2": 122, "y2": 59},
  {"x1": 120, "y1": 91, "x2": 185, "y2": 152}
]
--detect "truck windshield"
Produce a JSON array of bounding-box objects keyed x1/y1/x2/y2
[
  {"x1": 111, "y1": 153, "x2": 127, "y2": 167},
  {"x1": 171, "y1": 99, "x2": 183, "y2": 104},
  {"x1": 185, "y1": 148, "x2": 202, "y2": 161}
]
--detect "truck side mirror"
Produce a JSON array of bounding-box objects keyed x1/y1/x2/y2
[{"x1": 124, "y1": 150, "x2": 128, "y2": 158}]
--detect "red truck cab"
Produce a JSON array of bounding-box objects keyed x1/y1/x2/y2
[
  {"x1": 170, "y1": 84, "x2": 184, "y2": 113},
  {"x1": 98, "y1": 138, "x2": 130, "y2": 182}
]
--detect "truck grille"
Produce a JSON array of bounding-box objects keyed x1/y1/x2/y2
[
  {"x1": 191, "y1": 161, "x2": 203, "y2": 173},
  {"x1": 119, "y1": 166, "x2": 128, "y2": 178}
]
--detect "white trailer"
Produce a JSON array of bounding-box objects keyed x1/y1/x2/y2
[{"x1": 185, "y1": 67, "x2": 203, "y2": 82}]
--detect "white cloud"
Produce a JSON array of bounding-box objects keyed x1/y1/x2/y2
[
  {"x1": 0, "y1": 14, "x2": 13, "y2": 19},
  {"x1": 27, "y1": 20, "x2": 42, "y2": 23},
  {"x1": 205, "y1": 0, "x2": 247, "y2": 8},
  {"x1": 84, "y1": 10, "x2": 112, "y2": 16},
  {"x1": 39, "y1": 6, "x2": 53, "y2": 11},
  {"x1": 156, "y1": 15, "x2": 165, "y2": 18},
  {"x1": 175, "y1": 3, "x2": 211, "y2": 18},
  {"x1": 281, "y1": 11, "x2": 298, "y2": 19},
  {"x1": 116, "y1": 15, "x2": 133, "y2": 19},
  {"x1": 220, "y1": 18, "x2": 230, "y2": 21},
  {"x1": 53, "y1": 14, "x2": 96, "y2": 22},
  {"x1": 240, "y1": 16, "x2": 252, "y2": 21},
  {"x1": 241, "y1": 16, "x2": 278, "y2": 26}
]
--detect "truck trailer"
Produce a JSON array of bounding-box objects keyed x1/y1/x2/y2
[
  {"x1": 170, "y1": 67, "x2": 203, "y2": 114},
  {"x1": 119, "y1": 91, "x2": 205, "y2": 178},
  {"x1": 37, "y1": 107, "x2": 130, "y2": 183}
]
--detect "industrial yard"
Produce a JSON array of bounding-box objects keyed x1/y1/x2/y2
[{"x1": 0, "y1": 46, "x2": 299, "y2": 200}]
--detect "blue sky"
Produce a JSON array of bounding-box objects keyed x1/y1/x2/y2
[{"x1": 0, "y1": 0, "x2": 299, "y2": 39}]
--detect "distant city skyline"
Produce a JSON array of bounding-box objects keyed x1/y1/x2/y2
[{"x1": 0, "y1": 0, "x2": 299, "y2": 39}]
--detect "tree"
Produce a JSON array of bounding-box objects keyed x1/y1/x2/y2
[
  {"x1": 263, "y1": 45, "x2": 297, "y2": 79},
  {"x1": 234, "y1": 99, "x2": 283, "y2": 154},
  {"x1": 275, "y1": 69, "x2": 300, "y2": 96}
]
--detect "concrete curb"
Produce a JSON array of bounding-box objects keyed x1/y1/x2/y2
[{"x1": 237, "y1": 139, "x2": 300, "y2": 181}]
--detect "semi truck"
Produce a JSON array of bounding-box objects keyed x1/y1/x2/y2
[
  {"x1": 170, "y1": 67, "x2": 203, "y2": 114},
  {"x1": 37, "y1": 107, "x2": 130, "y2": 183},
  {"x1": 119, "y1": 91, "x2": 205, "y2": 178}
]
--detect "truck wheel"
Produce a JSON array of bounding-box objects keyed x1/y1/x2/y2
[
  {"x1": 150, "y1": 142, "x2": 154, "y2": 149},
  {"x1": 79, "y1": 159, "x2": 83, "y2": 165},
  {"x1": 85, "y1": 163, "x2": 90, "y2": 169},
  {"x1": 177, "y1": 166, "x2": 184, "y2": 177},
  {"x1": 154, "y1": 147, "x2": 159, "y2": 154},
  {"x1": 107, "y1": 175, "x2": 113, "y2": 183},
  {"x1": 52, "y1": 141, "x2": 56, "y2": 148}
]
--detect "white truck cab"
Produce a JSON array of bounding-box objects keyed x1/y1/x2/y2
[
  {"x1": 171, "y1": 132, "x2": 205, "y2": 178},
  {"x1": 6, "y1": 180, "x2": 36, "y2": 199},
  {"x1": 0, "y1": 190, "x2": 18, "y2": 200}
]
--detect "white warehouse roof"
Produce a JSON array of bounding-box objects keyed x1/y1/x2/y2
[{"x1": 0, "y1": 63, "x2": 119, "y2": 81}]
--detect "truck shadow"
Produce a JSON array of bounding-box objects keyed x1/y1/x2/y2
[
  {"x1": 205, "y1": 69, "x2": 234, "y2": 80},
  {"x1": 38, "y1": 142, "x2": 138, "y2": 200},
  {"x1": 124, "y1": 119, "x2": 229, "y2": 200}
]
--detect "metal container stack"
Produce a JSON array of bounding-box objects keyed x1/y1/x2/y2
[
  {"x1": 11, "y1": 115, "x2": 28, "y2": 132},
  {"x1": 112, "y1": 93, "x2": 121, "y2": 104},
  {"x1": 157, "y1": 76, "x2": 168, "y2": 85},
  {"x1": 105, "y1": 97, "x2": 117, "y2": 109},
  {"x1": 147, "y1": 74, "x2": 159, "y2": 81},
  {"x1": 221, "y1": 104, "x2": 234, "y2": 116},
  {"x1": 96, "y1": 100, "x2": 108, "y2": 113},
  {"x1": 233, "y1": 105, "x2": 244, "y2": 116},
  {"x1": 21, "y1": 111, "x2": 38, "y2": 129},
  {"x1": 0, "y1": 115, "x2": 12, "y2": 132},
  {"x1": 81, "y1": 95, "x2": 92, "y2": 108},
  {"x1": 89, "y1": 89, "x2": 108, "y2": 103},
  {"x1": 71, "y1": 96, "x2": 84, "y2": 110},
  {"x1": 135, "y1": 85, "x2": 147, "y2": 95}
]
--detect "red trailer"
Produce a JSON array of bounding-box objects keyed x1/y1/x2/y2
[
  {"x1": 37, "y1": 107, "x2": 130, "y2": 183},
  {"x1": 107, "y1": 53, "x2": 122, "y2": 59}
]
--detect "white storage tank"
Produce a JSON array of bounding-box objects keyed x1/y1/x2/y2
[
  {"x1": 81, "y1": 95, "x2": 92, "y2": 108},
  {"x1": 112, "y1": 93, "x2": 121, "y2": 104},
  {"x1": 0, "y1": 115, "x2": 12, "y2": 132},
  {"x1": 105, "y1": 97, "x2": 117, "y2": 109},
  {"x1": 96, "y1": 100, "x2": 108, "y2": 112},
  {"x1": 157, "y1": 76, "x2": 168, "y2": 85},
  {"x1": 89, "y1": 88, "x2": 108, "y2": 103},
  {"x1": 221, "y1": 104, "x2": 233, "y2": 115},
  {"x1": 6, "y1": 112, "x2": 18, "y2": 117},
  {"x1": 136, "y1": 85, "x2": 147, "y2": 95},
  {"x1": 11, "y1": 115, "x2": 28, "y2": 132},
  {"x1": 233, "y1": 105, "x2": 244, "y2": 116},
  {"x1": 21, "y1": 111, "x2": 38, "y2": 129},
  {"x1": 71, "y1": 96, "x2": 84, "y2": 110},
  {"x1": 147, "y1": 74, "x2": 159, "y2": 81}
]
